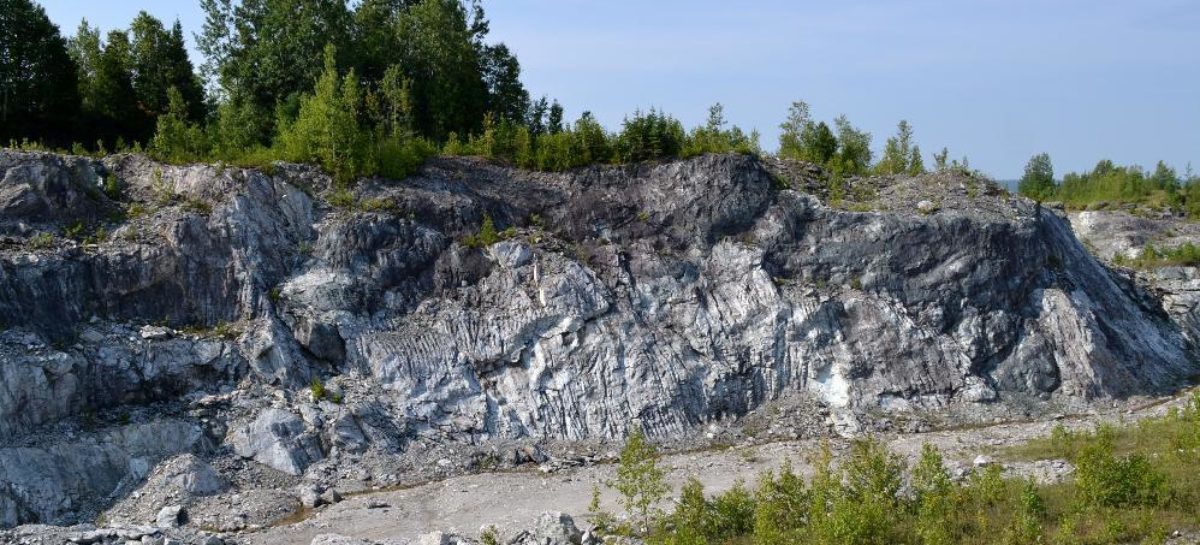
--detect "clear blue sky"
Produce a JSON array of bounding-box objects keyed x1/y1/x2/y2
[{"x1": 37, "y1": 0, "x2": 1200, "y2": 179}]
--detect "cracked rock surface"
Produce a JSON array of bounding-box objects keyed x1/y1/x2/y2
[{"x1": 0, "y1": 150, "x2": 1196, "y2": 538}]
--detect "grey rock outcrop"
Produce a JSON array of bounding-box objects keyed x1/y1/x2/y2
[
  {"x1": 0, "y1": 149, "x2": 1197, "y2": 531},
  {"x1": 1069, "y1": 209, "x2": 1200, "y2": 348},
  {"x1": 228, "y1": 409, "x2": 324, "y2": 476},
  {"x1": 0, "y1": 420, "x2": 204, "y2": 528},
  {"x1": 151, "y1": 455, "x2": 226, "y2": 497},
  {"x1": 155, "y1": 505, "x2": 184, "y2": 528},
  {"x1": 0, "y1": 327, "x2": 243, "y2": 438},
  {"x1": 528, "y1": 512, "x2": 583, "y2": 545}
]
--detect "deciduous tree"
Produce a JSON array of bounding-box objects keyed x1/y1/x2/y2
[
  {"x1": 1018, "y1": 152, "x2": 1056, "y2": 201},
  {"x1": 0, "y1": 0, "x2": 80, "y2": 145}
]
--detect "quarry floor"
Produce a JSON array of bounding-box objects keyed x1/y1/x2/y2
[{"x1": 244, "y1": 393, "x2": 1193, "y2": 545}]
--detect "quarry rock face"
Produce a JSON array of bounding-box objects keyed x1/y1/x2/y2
[
  {"x1": 0, "y1": 149, "x2": 1196, "y2": 530},
  {"x1": 1069, "y1": 210, "x2": 1200, "y2": 350}
]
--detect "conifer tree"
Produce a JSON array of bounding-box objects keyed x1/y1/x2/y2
[{"x1": 908, "y1": 145, "x2": 925, "y2": 175}]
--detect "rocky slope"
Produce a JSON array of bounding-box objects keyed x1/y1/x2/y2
[
  {"x1": 1068, "y1": 209, "x2": 1200, "y2": 345},
  {"x1": 0, "y1": 150, "x2": 1196, "y2": 538}
]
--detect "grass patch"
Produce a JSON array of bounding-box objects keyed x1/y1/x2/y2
[
  {"x1": 1113, "y1": 242, "x2": 1200, "y2": 269},
  {"x1": 26, "y1": 232, "x2": 55, "y2": 250}
]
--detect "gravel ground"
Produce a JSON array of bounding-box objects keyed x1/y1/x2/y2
[{"x1": 245, "y1": 391, "x2": 1197, "y2": 545}]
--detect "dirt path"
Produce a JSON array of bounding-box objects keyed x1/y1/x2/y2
[{"x1": 245, "y1": 394, "x2": 1192, "y2": 545}]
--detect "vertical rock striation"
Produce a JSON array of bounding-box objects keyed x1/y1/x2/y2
[{"x1": 0, "y1": 150, "x2": 1196, "y2": 527}]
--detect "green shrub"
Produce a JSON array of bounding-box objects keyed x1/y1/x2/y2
[
  {"x1": 620, "y1": 423, "x2": 1199, "y2": 545},
  {"x1": 1074, "y1": 429, "x2": 1168, "y2": 509},
  {"x1": 682, "y1": 104, "x2": 760, "y2": 158},
  {"x1": 63, "y1": 221, "x2": 87, "y2": 240},
  {"x1": 657, "y1": 478, "x2": 711, "y2": 545},
  {"x1": 609, "y1": 426, "x2": 668, "y2": 530},
  {"x1": 27, "y1": 232, "x2": 55, "y2": 250},
  {"x1": 377, "y1": 136, "x2": 437, "y2": 180},
  {"x1": 1004, "y1": 481, "x2": 1046, "y2": 545},
  {"x1": 127, "y1": 202, "x2": 147, "y2": 219},
  {"x1": 211, "y1": 322, "x2": 236, "y2": 340},
  {"x1": 572, "y1": 113, "x2": 614, "y2": 165},
  {"x1": 309, "y1": 377, "x2": 326, "y2": 401},
  {"x1": 103, "y1": 175, "x2": 121, "y2": 200},
  {"x1": 709, "y1": 482, "x2": 755, "y2": 541},
  {"x1": 913, "y1": 443, "x2": 954, "y2": 545},
  {"x1": 442, "y1": 132, "x2": 468, "y2": 156},
  {"x1": 588, "y1": 484, "x2": 618, "y2": 532},
  {"x1": 752, "y1": 460, "x2": 808, "y2": 544},
  {"x1": 534, "y1": 131, "x2": 575, "y2": 172},
  {"x1": 462, "y1": 214, "x2": 500, "y2": 249},
  {"x1": 1025, "y1": 158, "x2": 1200, "y2": 216},
  {"x1": 328, "y1": 190, "x2": 355, "y2": 209},
  {"x1": 149, "y1": 87, "x2": 210, "y2": 164},
  {"x1": 480, "y1": 526, "x2": 500, "y2": 545},
  {"x1": 808, "y1": 438, "x2": 906, "y2": 545},
  {"x1": 82, "y1": 226, "x2": 107, "y2": 245},
  {"x1": 182, "y1": 198, "x2": 212, "y2": 215}
]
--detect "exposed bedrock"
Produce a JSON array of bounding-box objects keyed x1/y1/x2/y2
[{"x1": 0, "y1": 150, "x2": 1196, "y2": 528}]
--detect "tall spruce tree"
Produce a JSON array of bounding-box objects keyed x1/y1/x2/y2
[
  {"x1": 277, "y1": 44, "x2": 373, "y2": 184},
  {"x1": 129, "y1": 13, "x2": 204, "y2": 126},
  {"x1": 89, "y1": 30, "x2": 139, "y2": 146}
]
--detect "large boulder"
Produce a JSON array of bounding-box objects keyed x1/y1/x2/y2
[
  {"x1": 532, "y1": 512, "x2": 583, "y2": 545},
  {"x1": 228, "y1": 409, "x2": 324, "y2": 476}
]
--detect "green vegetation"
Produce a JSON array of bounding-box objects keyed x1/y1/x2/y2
[
  {"x1": 4, "y1": 0, "x2": 777, "y2": 183},
  {"x1": 592, "y1": 393, "x2": 1200, "y2": 545},
  {"x1": 276, "y1": 45, "x2": 376, "y2": 183},
  {"x1": 440, "y1": 105, "x2": 759, "y2": 172},
  {"x1": 1113, "y1": 242, "x2": 1200, "y2": 269},
  {"x1": 777, "y1": 101, "x2": 873, "y2": 178},
  {"x1": 609, "y1": 427, "x2": 669, "y2": 531},
  {"x1": 5, "y1": 0, "x2": 983, "y2": 188},
  {"x1": 1017, "y1": 153, "x2": 1200, "y2": 219},
  {"x1": 180, "y1": 321, "x2": 237, "y2": 340},
  {"x1": 14, "y1": 0, "x2": 1171, "y2": 202},
  {"x1": 683, "y1": 104, "x2": 761, "y2": 158},
  {"x1": 480, "y1": 526, "x2": 501, "y2": 545},
  {"x1": 67, "y1": 11, "x2": 202, "y2": 148},
  {"x1": 0, "y1": 0, "x2": 81, "y2": 146},
  {"x1": 181, "y1": 198, "x2": 212, "y2": 215},
  {"x1": 1018, "y1": 152, "x2": 1056, "y2": 202},
  {"x1": 148, "y1": 87, "x2": 209, "y2": 164},
  {"x1": 309, "y1": 377, "x2": 326, "y2": 401},
  {"x1": 874, "y1": 120, "x2": 925, "y2": 176},
  {"x1": 461, "y1": 214, "x2": 502, "y2": 249},
  {"x1": 26, "y1": 232, "x2": 55, "y2": 250}
]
